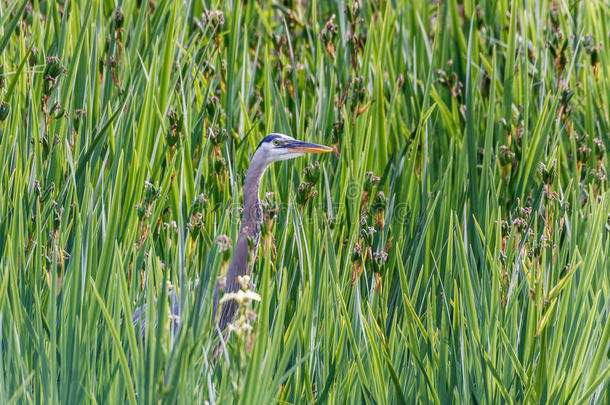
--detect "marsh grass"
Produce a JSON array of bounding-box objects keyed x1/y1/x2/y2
[{"x1": 0, "y1": 0, "x2": 609, "y2": 403}]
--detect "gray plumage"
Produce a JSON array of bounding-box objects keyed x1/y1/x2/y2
[{"x1": 132, "y1": 134, "x2": 332, "y2": 338}]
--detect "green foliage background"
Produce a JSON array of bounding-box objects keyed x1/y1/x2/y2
[{"x1": 0, "y1": 0, "x2": 609, "y2": 403}]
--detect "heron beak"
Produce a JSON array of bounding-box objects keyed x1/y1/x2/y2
[{"x1": 285, "y1": 140, "x2": 333, "y2": 153}]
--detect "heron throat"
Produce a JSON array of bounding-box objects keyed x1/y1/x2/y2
[
  {"x1": 216, "y1": 156, "x2": 268, "y2": 330},
  {"x1": 225, "y1": 157, "x2": 268, "y2": 291}
]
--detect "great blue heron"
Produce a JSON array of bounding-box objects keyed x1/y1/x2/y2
[{"x1": 133, "y1": 133, "x2": 333, "y2": 338}]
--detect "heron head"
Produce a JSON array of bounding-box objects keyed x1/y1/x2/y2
[{"x1": 254, "y1": 133, "x2": 333, "y2": 165}]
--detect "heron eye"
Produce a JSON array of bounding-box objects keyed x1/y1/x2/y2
[{"x1": 272, "y1": 139, "x2": 280, "y2": 146}]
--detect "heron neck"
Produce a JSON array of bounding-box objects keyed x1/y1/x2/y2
[{"x1": 215, "y1": 155, "x2": 268, "y2": 329}]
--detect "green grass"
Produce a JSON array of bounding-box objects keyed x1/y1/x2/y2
[{"x1": 0, "y1": 0, "x2": 609, "y2": 403}]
